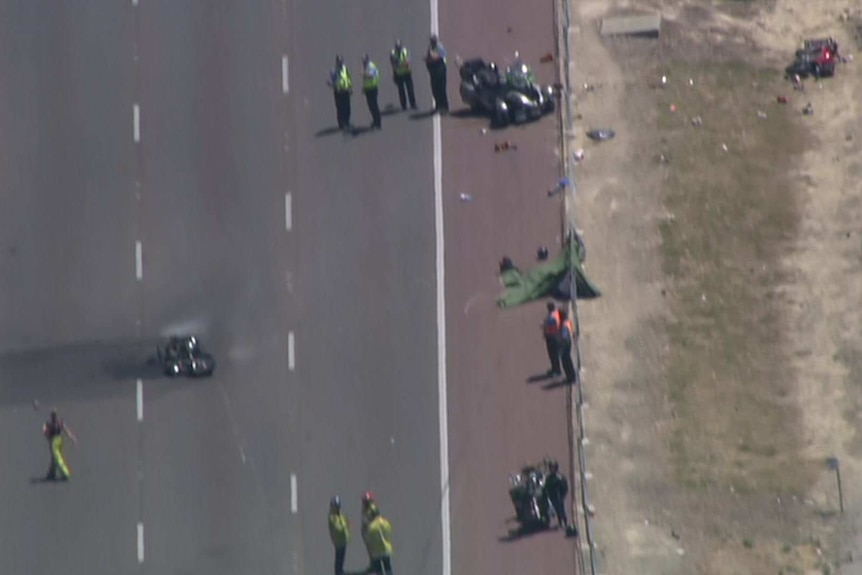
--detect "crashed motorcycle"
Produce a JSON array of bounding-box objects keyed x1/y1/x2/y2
[
  {"x1": 459, "y1": 57, "x2": 555, "y2": 128},
  {"x1": 157, "y1": 335, "x2": 216, "y2": 377},
  {"x1": 508, "y1": 463, "x2": 554, "y2": 532}
]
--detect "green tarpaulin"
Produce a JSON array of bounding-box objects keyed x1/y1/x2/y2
[{"x1": 497, "y1": 239, "x2": 600, "y2": 308}]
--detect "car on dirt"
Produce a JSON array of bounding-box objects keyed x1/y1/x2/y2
[
  {"x1": 157, "y1": 336, "x2": 216, "y2": 377},
  {"x1": 458, "y1": 57, "x2": 555, "y2": 128},
  {"x1": 786, "y1": 37, "x2": 839, "y2": 78}
]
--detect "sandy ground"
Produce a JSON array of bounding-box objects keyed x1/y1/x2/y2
[{"x1": 567, "y1": 1, "x2": 862, "y2": 574}]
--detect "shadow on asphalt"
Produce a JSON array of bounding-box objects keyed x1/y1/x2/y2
[
  {"x1": 526, "y1": 372, "x2": 553, "y2": 383},
  {"x1": 409, "y1": 109, "x2": 438, "y2": 121},
  {"x1": 542, "y1": 379, "x2": 574, "y2": 391},
  {"x1": 314, "y1": 126, "x2": 343, "y2": 137}
]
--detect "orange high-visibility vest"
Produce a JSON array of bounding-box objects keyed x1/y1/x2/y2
[{"x1": 543, "y1": 310, "x2": 561, "y2": 336}]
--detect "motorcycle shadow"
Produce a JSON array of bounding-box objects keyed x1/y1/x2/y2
[{"x1": 498, "y1": 519, "x2": 559, "y2": 542}]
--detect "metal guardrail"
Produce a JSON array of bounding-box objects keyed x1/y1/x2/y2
[{"x1": 554, "y1": 0, "x2": 599, "y2": 572}]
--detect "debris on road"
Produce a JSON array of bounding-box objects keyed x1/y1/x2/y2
[
  {"x1": 574, "y1": 149, "x2": 585, "y2": 162},
  {"x1": 539, "y1": 52, "x2": 554, "y2": 64},
  {"x1": 586, "y1": 129, "x2": 615, "y2": 142},
  {"x1": 495, "y1": 141, "x2": 518, "y2": 152},
  {"x1": 691, "y1": 115, "x2": 703, "y2": 127},
  {"x1": 757, "y1": 110, "x2": 768, "y2": 119},
  {"x1": 537, "y1": 246, "x2": 549, "y2": 261},
  {"x1": 803, "y1": 102, "x2": 814, "y2": 115},
  {"x1": 777, "y1": 95, "x2": 789, "y2": 104},
  {"x1": 547, "y1": 177, "x2": 570, "y2": 197},
  {"x1": 670, "y1": 103, "x2": 678, "y2": 113},
  {"x1": 459, "y1": 193, "x2": 473, "y2": 202},
  {"x1": 721, "y1": 143, "x2": 729, "y2": 152}
]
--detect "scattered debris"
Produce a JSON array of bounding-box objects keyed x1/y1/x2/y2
[
  {"x1": 574, "y1": 149, "x2": 585, "y2": 162},
  {"x1": 757, "y1": 110, "x2": 768, "y2": 119},
  {"x1": 670, "y1": 104, "x2": 678, "y2": 113},
  {"x1": 661, "y1": 74, "x2": 668, "y2": 87},
  {"x1": 586, "y1": 129, "x2": 615, "y2": 142},
  {"x1": 803, "y1": 102, "x2": 814, "y2": 115},
  {"x1": 672, "y1": 530, "x2": 681, "y2": 540},
  {"x1": 688, "y1": 78, "x2": 694, "y2": 86},
  {"x1": 792, "y1": 74, "x2": 804, "y2": 91},
  {"x1": 547, "y1": 177, "x2": 570, "y2": 197},
  {"x1": 777, "y1": 95, "x2": 789, "y2": 104},
  {"x1": 499, "y1": 256, "x2": 517, "y2": 273},
  {"x1": 721, "y1": 143, "x2": 729, "y2": 152},
  {"x1": 459, "y1": 193, "x2": 473, "y2": 202},
  {"x1": 480, "y1": 128, "x2": 488, "y2": 135},
  {"x1": 537, "y1": 246, "x2": 549, "y2": 260},
  {"x1": 539, "y1": 52, "x2": 554, "y2": 64},
  {"x1": 494, "y1": 141, "x2": 518, "y2": 152},
  {"x1": 690, "y1": 116, "x2": 703, "y2": 127}
]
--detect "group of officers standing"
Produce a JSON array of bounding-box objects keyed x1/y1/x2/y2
[
  {"x1": 328, "y1": 35, "x2": 450, "y2": 131},
  {"x1": 328, "y1": 491, "x2": 395, "y2": 575}
]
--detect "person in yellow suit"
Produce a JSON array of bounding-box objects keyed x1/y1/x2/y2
[
  {"x1": 365, "y1": 506, "x2": 394, "y2": 575},
  {"x1": 328, "y1": 496, "x2": 350, "y2": 575},
  {"x1": 43, "y1": 409, "x2": 77, "y2": 481}
]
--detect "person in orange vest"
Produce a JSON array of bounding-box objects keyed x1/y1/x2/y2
[
  {"x1": 541, "y1": 302, "x2": 562, "y2": 377},
  {"x1": 43, "y1": 409, "x2": 77, "y2": 481},
  {"x1": 559, "y1": 309, "x2": 576, "y2": 383}
]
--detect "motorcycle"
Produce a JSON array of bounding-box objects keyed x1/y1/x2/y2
[{"x1": 508, "y1": 463, "x2": 554, "y2": 532}]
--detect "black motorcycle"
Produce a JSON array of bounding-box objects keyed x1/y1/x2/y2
[
  {"x1": 459, "y1": 58, "x2": 555, "y2": 128},
  {"x1": 157, "y1": 336, "x2": 216, "y2": 377},
  {"x1": 508, "y1": 464, "x2": 553, "y2": 532}
]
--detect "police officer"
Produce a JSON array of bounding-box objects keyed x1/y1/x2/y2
[
  {"x1": 559, "y1": 309, "x2": 576, "y2": 383},
  {"x1": 390, "y1": 40, "x2": 417, "y2": 110},
  {"x1": 362, "y1": 54, "x2": 382, "y2": 130},
  {"x1": 542, "y1": 302, "x2": 562, "y2": 377},
  {"x1": 543, "y1": 460, "x2": 570, "y2": 530},
  {"x1": 328, "y1": 496, "x2": 350, "y2": 575},
  {"x1": 43, "y1": 409, "x2": 77, "y2": 481},
  {"x1": 366, "y1": 506, "x2": 394, "y2": 575},
  {"x1": 361, "y1": 492, "x2": 378, "y2": 571},
  {"x1": 328, "y1": 55, "x2": 353, "y2": 130},
  {"x1": 424, "y1": 34, "x2": 448, "y2": 112}
]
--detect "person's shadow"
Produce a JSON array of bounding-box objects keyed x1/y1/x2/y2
[{"x1": 314, "y1": 126, "x2": 344, "y2": 138}]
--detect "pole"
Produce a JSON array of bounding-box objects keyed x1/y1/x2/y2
[{"x1": 827, "y1": 457, "x2": 844, "y2": 514}]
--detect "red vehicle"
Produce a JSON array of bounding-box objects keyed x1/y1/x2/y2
[{"x1": 787, "y1": 37, "x2": 839, "y2": 78}]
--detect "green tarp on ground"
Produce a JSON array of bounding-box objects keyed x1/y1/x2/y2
[{"x1": 497, "y1": 239, "x2": 601, "y2": 308}]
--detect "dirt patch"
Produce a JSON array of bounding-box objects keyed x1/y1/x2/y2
[{"x1": 570, "y1": 1, "x2": 862, "y2": 574}]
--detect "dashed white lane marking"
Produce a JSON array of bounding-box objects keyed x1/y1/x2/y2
[
  {"x1": 285, "y1": 192, "x2": 292, "y2": 231},
  {"x1": 430, "y1": 5, "x2": 451, "y2": 573},
  {"x1": 290, "y1": 473, "x2": 298, "y2": 513},
  {"x1": 137, "y1": 522, "x2": 144, "y2": 563},
  {"x1": 133, "y1": 104, "x2": 140, "y2": 143},
  {"x1": 136, "y1": 379, "x2": 143, "y2": 422},
  {"x1": 135, "y1": 241, "x2": 143, "y2": 280},
  {"x1": 287, "y1": 331, "x2": 295, "y2": 371},
  {"x1": 282, "y1": 56, "x2": 290, "y2": 94}
]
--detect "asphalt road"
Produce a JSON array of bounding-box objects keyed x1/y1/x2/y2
[
  {"x1": 439, "y1": 0, "x2": 584, "y2": 573},
  {"x1": 0, "y1": 1, "x2": 442, "y2": 574}
]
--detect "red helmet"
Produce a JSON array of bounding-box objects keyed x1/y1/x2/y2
[{"x1": 362, "y1": 491, "x2": 375, "y2": 505}]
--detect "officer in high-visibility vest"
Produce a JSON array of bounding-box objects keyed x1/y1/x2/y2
[
  {"x1": 424, "y1": 34, "x2": 448, "y2": 112},
  {"x1": 559, "y1": 309, "x2": 576, "y2": 383},
  {"x1": 328, "y1": 55, "x2": 353, "y2": 130},
  {"x1": 328, "y1": 496, "x2": 350, "y2": 575},
  {"x1": 541, "y1": 301, "x2": 562, "y2": 377},
  {"x1": 361, "y1": 54, "x2": 382, "y2": 130},
  {"x1": 43, "y1": 409, "x2": 77, "y2": 481},
  {"x1": 365, "y1": 506, "x2": 394, "y2": 575},
  {"x1": 389, "y1": 40, "x2": 416, "y2": 111}
]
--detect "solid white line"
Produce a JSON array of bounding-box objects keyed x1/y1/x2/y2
[
  {"x1": 135, "y1": 241, "x2": 143, "y2": 280},
  {"x1": 282, "y1": 56, "x2": 290, "y2": 94},
  {"x1": 285, "y1": 192, "x2": 292, "y2": 231},
  {"x1": 133, "y1": 104, "x2": 140, "y2": 143},
  {"x1": 137, "y1": 522, "x2": 144, "y2": 563},
  {"x1": 287, "y1": 331, "x2": 295, "y2": 371},
  {"x1": 290, "y1": 473, "x2": 298, "y2": 513},
  {"x1": 432, "y1": 85, "x2": 452, "y2": 575},
  {"x1": 136, "y1": 379, "x2": 143, "y2": 422}
]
